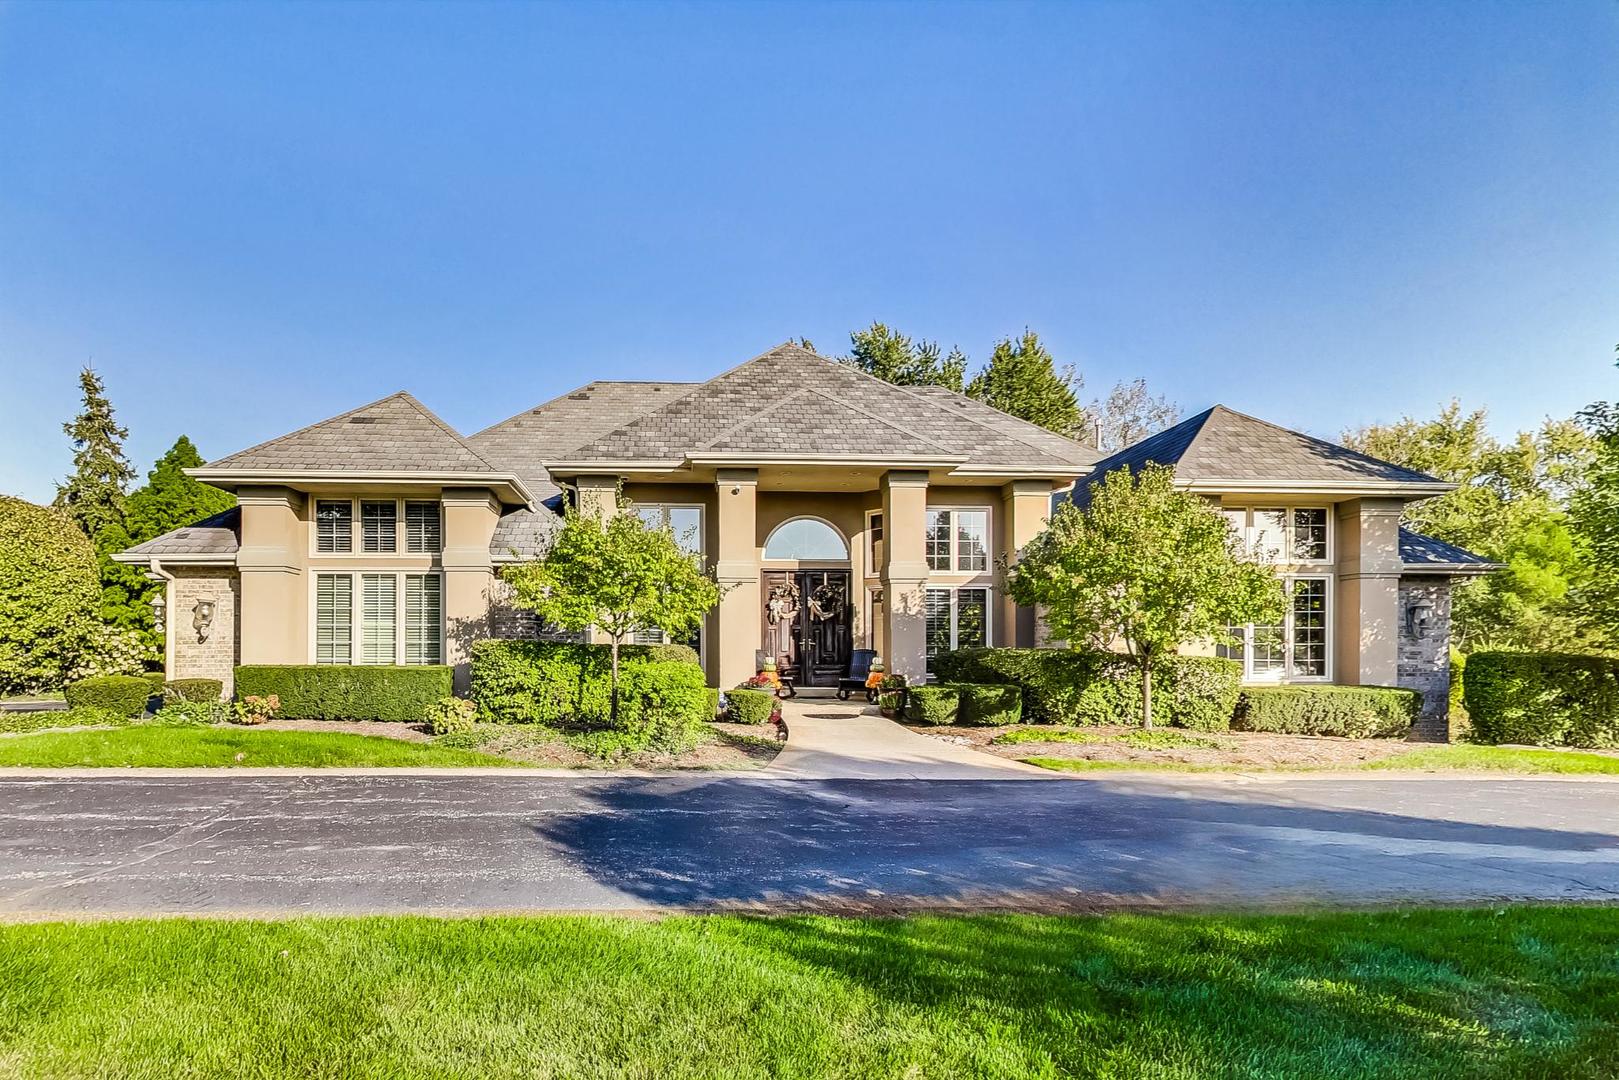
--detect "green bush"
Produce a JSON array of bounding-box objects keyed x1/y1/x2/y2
[
  {"x1": 877, "y1": 688, "x2": 906, "y2": 716},
  {"x1": 164, "y1": 678, "x2": 224, "y2": 703},
  {"x1": 142, "y1": 672, "x2": 167, "y2": 693},
  {"x1": 934, "y1": 648, "x2": 1240, "y2": 730},
  {"x1": 643, "y1": 643, "x2": 700, "y2": 666},
  {"x1": 726, "y1": 688, "x2": 775, "y2": 725},
  {"x1": 0, "y1": 705, "x2": 129, "y2": 734},
  {"x1": 1234, "y1": 685, "x2": 1419, "y2": 739},
  {"x1": 905, "y1": 685, "x2": 960, "y2": 726},
  {"x1": 425, "y1": 697, "x2": 477, "y2": 736},
  {"x1": 0, "y1": 496, "x2": 104, "y2": 694},
  {"x1": 947, "y1": 683, "x2": 1022, "y2": 726},
  {"x1": 63, "y1": 675, "x2": 153, "y2": 718},
  {"x1": 705, "y1": 688, "x2": 721, "y2": 718},
  {"x1": 149, "y1": 699, "x2": 232, "y2": 727},
  {"x1": 1464, "y1": 652, "x2": 1619, "y2": 748},
  {"x1": 234, "y1": 665, "x2": 452, "y2": 722}
]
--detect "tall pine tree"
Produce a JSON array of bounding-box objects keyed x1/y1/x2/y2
[
  {"x1": 965, "y1": 331, "x2": 1085, "y2": 436},
  {"x1": 840, "y1": 323, "x2": 968, "y2": 391},
  {"x1": 54, "y1": 367, "x2": 134, "y2": 540}
]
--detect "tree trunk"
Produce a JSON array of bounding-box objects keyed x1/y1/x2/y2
[
  {"x1": 1140, "y1": 652, "x2": 1153, "y2": 729},
  {"x1": 609, "y1": 634, "x2": 621, "y2": 726}
]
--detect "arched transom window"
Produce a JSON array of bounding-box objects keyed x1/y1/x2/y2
[{"x1": 764, "y1": 518, "x2": 849, "y2": 561}]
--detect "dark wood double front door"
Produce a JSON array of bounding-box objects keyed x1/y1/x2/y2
[{"x1": 761, "y1": 569, "x2": 852, "y2": 687}]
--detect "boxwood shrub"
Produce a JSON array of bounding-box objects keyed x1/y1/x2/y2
[
  {"x1": 141, "y1": 671, "x2": 167, "y2": 693},
  {"x1": 947, "y1": 683, "x2": 1022, "y2": 726},
  {"x1": 1234, "y1": 685, "x2": 1419, "y2": 739},
  {"x1": 933, "y1": 648, "x2": 1240, "y2": 730},
  {"x1": 726, "y1": 688, "x2": 775, "y2": 725},
  {"x1": 164, "y1": 678, "x2": 224, "y2": 703},
  {"x1": 905, "y1": 685, "x2": 960, "y2": 726},
  {"x1": 234, "y1": 665, "x2": 452, "y2": 722},
  {"x1": 63, "y1": 675, "x2": 153, "y2": 718},
  {"x1": 1464, "y1": 651, "x2": 1619, "y2": 748}
]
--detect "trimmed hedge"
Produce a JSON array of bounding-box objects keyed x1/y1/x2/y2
[
  {"x1": 164, "y1": 678, "x2": 224, "y2": 703},
  {"x1": 63, "y1": 675, "x2": 153, "y2": 718},
  {"x1": 726, "y1": 688, "x2": 776, "y2": 725},
  {"x1": 234, "y1": 665, "x2": 452, "y2": 722},
  {"x1": 142, "y1": 672, "x2": 167, "y2": 693},
  {"x1": 1464, "y1": 651, "x2": 1619, "y2": 748},
  {"x1": 948, "y1": 683, "x2": 1022, "y2": 726},
  {"x1": 1234, "y1": 685, "x2": 1419, "y2": 739},
  {"x1": 905, "y1": 685, "x2": 960, "y2": 726},
  {"x1": 933, "y1": 648, "x2": 1241, "y2": 730}
]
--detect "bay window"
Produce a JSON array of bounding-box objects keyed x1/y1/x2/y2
[
  {"x1": 925, "y1": 509, "x2": 990, "y2": 572},
  {"x1": 1218, "y1": 575, "x2": 1331, "y2": 680},
  {"x1": 924, "y1": 586, "x2": 991, "y2": 673}
]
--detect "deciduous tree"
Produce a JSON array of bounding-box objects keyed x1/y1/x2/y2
[
  {"x1": 1008, "y1": 465, "x2": 1282, "y2": 727},
  {"x1": 1092, "y1": 379, "x2": 1181, "y2": 450}
]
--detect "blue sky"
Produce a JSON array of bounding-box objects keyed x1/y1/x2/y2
[{"x1": 2, "y1": 1, "x2": 1615, "y2": 502}]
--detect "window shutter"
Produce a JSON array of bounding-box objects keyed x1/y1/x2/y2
[
  {"x1": 362, "y1": 502, "x2": 397, "y2": 553},
  {"x1": 315, "y1": 574, "x2": 352, "y2": 664},
  {"x1": 406, "y1": 502, "x2": 442, "y2": 553},
  {"x1": 316, "y1": 501, "x2": 352, "y2": 553},
  {"x1": 361, "y1": 574, "x2": 397, "y2": 664},
  {"x1": 404, "y1": 575, "x2": 442, "y2": 665}
]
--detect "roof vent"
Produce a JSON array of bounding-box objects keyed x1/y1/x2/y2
[
  {"x1": 349, "y1": 416, "x2": 378, "y2": 424},
  {"x1": 569, "y1": 392, "x2": 590, "y2": 400}
]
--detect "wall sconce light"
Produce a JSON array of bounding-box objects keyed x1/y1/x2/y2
[
  {"x1": 192, "y1": 599, "x2": 216, "y2": 643},
  {"x1": 1406, "y1": 598, "x2": 1435, "y2": 640}
]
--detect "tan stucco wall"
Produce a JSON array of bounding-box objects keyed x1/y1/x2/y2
[
  {"x1": 711, "y1": 470, "x2": 759, "y2": 688},
  {"x1": 165, "y1": 567, "x2": 240, "y2": 696},
  {"x1": 882, "y1": 471, "x2": 931, "y2": 682},
  {"x1": 236, "y1": 486, "x2": 307, "y2": 666},
  {"x1": 442, "y1": 488, "x2": 501, "y2": 694},
  {"x1": 1334, "y1": 497, "x2": 1403, "y2": 686}
]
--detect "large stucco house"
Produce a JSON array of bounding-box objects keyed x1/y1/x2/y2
[{"x1": 115, "y1": 343, "x2": 1491, "y2": 735}]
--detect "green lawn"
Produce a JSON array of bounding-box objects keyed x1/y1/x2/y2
[
  {"x1": 0, "y1": 727, "x2": 517, "y2": 768},
  {"x1": 1024, "y1": 744, "x2": 1619, "y2": 776},
  {"x1": 1, "y1": 909, "x2": 1615, "y2": 1078}
]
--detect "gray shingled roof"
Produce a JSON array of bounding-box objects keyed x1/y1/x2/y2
[
  {"x1": 1399, "y1": 527, "x2": 1497, "y2": 572},
  {"x1": 1068, "y1": 405, "x2": 1444, "y2": 498},
  {"x1": 553, "y1": 344, "x2": 1100, "y2": 472},
  {"x1": 205, "y1": 392, "x2": 505, "y2": 474},
  {"x1": 115, "y1": 506, "x2": 240, "y2": 559}
]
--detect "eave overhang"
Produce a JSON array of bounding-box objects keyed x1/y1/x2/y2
[{"x1": 186, "y1": 468, "x2": 537, "y2": 510}]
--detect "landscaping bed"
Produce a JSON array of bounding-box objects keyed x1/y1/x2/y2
[
  {"x1": 431, "y1": 720, "x2": 782, "y2": 770},
  {"x1": 2, "y1": 908, "x2": 1616, "y2": 1078}
]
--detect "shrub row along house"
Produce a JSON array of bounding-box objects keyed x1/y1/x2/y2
[{"x1": 114, "y1": 343, "x2": 1493, "y2": 735}]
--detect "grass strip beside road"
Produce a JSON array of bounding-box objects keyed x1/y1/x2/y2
[
  {"x1": 1, "y1": 908, "x2": 1615, "y2": 1078},
  {"x1": 1023, "y1": 743, "x2": 1619, "y2": 775},
  {"x1": 0, "y1": 727, "x2": 517, "y2": 768}
]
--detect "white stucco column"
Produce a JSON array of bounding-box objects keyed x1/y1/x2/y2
[
  {"x1": 1334, "y1": 497, "x2": 1403, "y2": 686},
  {"x1": 881, "y1": 470, "x2": 930, "y2": 682},
  {"x1": 714, "y1": 468, "x2": 760, "y2": 689}
]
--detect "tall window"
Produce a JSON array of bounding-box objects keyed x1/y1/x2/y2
[
  {"x1": 924, "y1": 586, "x2": 992, "y2": 673},
  {"x1": 1219, "y1": 576, "x2": 1330, "y2": 680},
  {"x1": 406, "y1": 501, "x2": 442, "y2": 553},
  {"x1": 404, "y1": 574, "x2": 443, "y2": 665},
  {"x1": 636, "y1": 504, "x2": 704, "y2": 556},
  {"x1": 362, "y1": 501, "x2": 397, "y2": 553},
  {"x1": 315, "y1": 574, "x2": 352, "y2": 664},
  {"x1": 925, "y1": 509, "x2": 990, "y2": 572},
  {"x1": 316, "y1": 501, "x2": 352, "y2": 553},
  {"x1": 361, "y1": 574, "x2": 397, "y2": 664}
]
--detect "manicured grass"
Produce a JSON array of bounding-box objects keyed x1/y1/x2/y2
[
  {"x1": 0, "y1": 727, "x2": 517, "y2": 768},
  {"x1": 1, "y1": 909, "x2": 1616, "y2": 1078},
  {"x1": 1023, "y1": 744, "x2": 1619, "y2": 775},
  {"x1": 0, "y1": 691, "x2": 64, "y2": 703},
  {"x1": 994, "y1": 727, "x2": 1228, "y2": 750}
]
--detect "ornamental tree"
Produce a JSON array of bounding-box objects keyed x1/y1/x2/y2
[
  {"x1": 502, "y1": 495, "x2": 722, "y2": 720},
  {"x1": 1008, "y1": 464, "x2": 1283, "y2": 727}
]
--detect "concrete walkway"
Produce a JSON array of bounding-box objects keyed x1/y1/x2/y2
[{"x1": 769, "y1": 698, "x2": 1052, "y2": 779}]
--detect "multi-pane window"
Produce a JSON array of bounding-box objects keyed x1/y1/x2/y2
[
  {"x1": 406, "y1": 501, "x2": 442, "y2": 553},
  {"x1": 924, "y1": 586, "x2": 992, "y2": 673},
  {"x1": 362, "y1": 501, "x2": 397, "y2": 553},
  {"x1": 316, "y1": 501, "x2": 352, "y2": 553},
  {"x1": 360, "y1": 574, "x2": 397, "y2": 664},
  {"x1": 636, "y1": 504, "x2": 703, "y2": 555},
  {"x1": 404, "y1": 574, "x2": 443, "y2": 665},
  {"x1": 1223, "y1": 506, "x2": 1330, "y2": 563},
  {"x1": 925, "y1": 509, "x2": 990, "y2": 572},
  {"x1": 1222, "y1": 576, "x2": 1329, "y2": 680},
  {"x1": 315, "y1": 574, "x2": 352, "y2": 664}
]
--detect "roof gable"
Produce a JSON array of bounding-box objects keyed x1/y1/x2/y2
[{"x1": 205, "y1": 392, "x2": 500, "y2": 475}]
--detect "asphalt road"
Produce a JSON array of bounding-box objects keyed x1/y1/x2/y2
[{"x1": 1, "y1": 773, "x2": 1616, "y2": 917}]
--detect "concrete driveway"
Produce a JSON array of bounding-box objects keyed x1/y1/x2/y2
[
  {"x1": 1, "y1": 771, "x2": 1616, "y2": 917},
  {"x1": 770, "y1": 698, "x2": 1050, "y2": 779}
]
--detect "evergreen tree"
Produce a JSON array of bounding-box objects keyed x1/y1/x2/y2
[
  {"x1": 53, "y1": 367, "x2": 134, "y2": 540},
  {"x1": 965, "y1": 331, "x2": 1085, "y2": 436},
  {"x1": 840, "y1": 323, "x2": 967, "y2": 391}
]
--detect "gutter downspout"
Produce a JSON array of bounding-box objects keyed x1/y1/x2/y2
[{"x1": 148, "y1": 558, "x2": 176, "y2": 678}]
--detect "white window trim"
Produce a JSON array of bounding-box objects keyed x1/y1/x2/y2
[
  {"x1": 310, "y1": 496, "x2": 444, "y2": 558},
  {"x1": 1224, "y1": 573, "x2": 1333, "y2": 683},
  {"x1": 309, "y1": 569, "x2": 445, "y2": 666},
  {"x1": 1222, "y1": 505, "x2": 1333, "y2": 566},
  {"x1": 761, "y1": 515, "x2": 849, "y2": 564},
  {"x1": 925, "y1": 505, "x2": 993, "y2": 575},
  {"x1": 923, "y1": 584, "x2": 993, "y2": 676}
]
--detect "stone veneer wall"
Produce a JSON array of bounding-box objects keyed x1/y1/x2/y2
[
  {"x1": 167, "y1": 567, "x2": 241, "y2": 696},
  {"x1": 1397, "y1": 575, "x2": 1452, "y2": 742}
]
